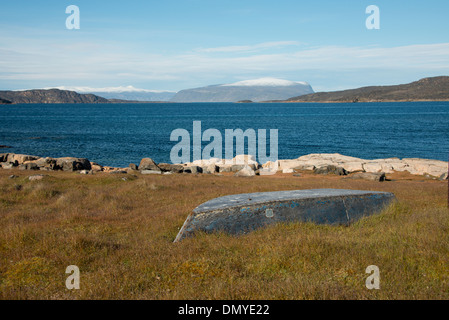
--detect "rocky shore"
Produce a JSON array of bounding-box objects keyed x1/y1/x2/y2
[{"x1": 0, "y1": 152, "x2": 447, "y2": 181}]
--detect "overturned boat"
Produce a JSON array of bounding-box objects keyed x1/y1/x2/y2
[{"x1": 174, "y1": 189, "x2": 396, "y2": 242}]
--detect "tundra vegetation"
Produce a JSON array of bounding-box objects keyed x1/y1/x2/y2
[{"x1": 0, "y1": 169, "x2": 448, "y2": 299}]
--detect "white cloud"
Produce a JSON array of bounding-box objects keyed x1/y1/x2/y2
[
  {"x1": 196, "y1": 41, "x2": 302, "y2": 53},
  {"x1": 1, "y1": 38, "x2": 449, "y2": 91}
]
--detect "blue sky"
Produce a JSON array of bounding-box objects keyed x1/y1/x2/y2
[{"x1": 1, "y1": 0, "x2": 449, "y2": 92}]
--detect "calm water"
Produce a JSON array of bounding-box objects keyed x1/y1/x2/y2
[{"x1": 1, "y1": 102, "x2": 448, "y2": 167}]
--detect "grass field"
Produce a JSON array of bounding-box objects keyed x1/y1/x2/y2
[{"x1": 0, "y1": 169, "x2": 448, "y2": 300}]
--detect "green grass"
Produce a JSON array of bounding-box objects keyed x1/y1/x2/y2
[{"x1": 0, "y1": 170, "x2": 448, "y2": 299}]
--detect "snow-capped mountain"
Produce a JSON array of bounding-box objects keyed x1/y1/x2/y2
[
  {"x1": 221, "y1": 77, "x2": 310, "y2": 87},
  {"x1": 170, "y1": 78, "x2": 314, "y2": 102}
]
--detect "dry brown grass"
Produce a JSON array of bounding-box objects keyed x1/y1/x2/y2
[{"x1": 0, "y1": 169, "x2": 448, "y2": 300}]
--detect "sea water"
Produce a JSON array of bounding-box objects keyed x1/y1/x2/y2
[{"x1": 1, "y1": 101, "x2": 448, "y2": 167}]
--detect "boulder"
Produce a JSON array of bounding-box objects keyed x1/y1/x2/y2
[
  {"x1": 56, "y1": 157, "x2": 91, "y2": 172},
  {"x1": 231, "y1": 165, "x2": 246, "y2": 172},
  {"x1": 129, "y1": 163, "x2": 138, "y2": 171},
  {"x1": 261, "y1": 160, "x2": 279, "y2": 175},
  {"x1": 314, "y1": 165, "x2": 347, "y2": 176},
  {"x1": 1, "y1": 162, "x2": 14, "y2": 169},
  {"x1": 350, "y1": 172, "x2": 386, "y2": 182},
  {"x1": 189, "y1": 158, "x2": 221, "y2": 167},
  {"x1": 202, "y1": 164, "x2": 218, "y2": 174},
  {"x1": 218, "y1": 165, "x2": 232, "y2": 173},
  {"x1": 234, "y1": 165, "x2": 256, "y2": 177},
  {"x1": 91, "y1": 164, "x2": 103, "y2": 172},
  {"x1": 363, "y1": 162, "x2": 393, "y2": 174},
  {"x1": 18, "y1": 162, "x2": 39, "y2": 170},
  {"x1": 139, "y1": 158, "x2": 160, "y2": 171},
  {"x1": 184, "y1": 166, "x2": 202, "y2": 174},
  {"x1": 282, "y1": 168, "x2": 294, "y2": 174},
  {"x1": 440, "y1": 172, "x2": 448, "y2": 180},
  {"x1": 7, "y1": 154, "x2": 40, "y2": 165},
  {"x1": 292, "y1": 165, "x2": 315, "y2": 171},
  {"x1": 35, "y1": 157, "x2": 58, "y2": 170},
  {"x1": 157, "y1": 163, "x2": 184, "y2": 173},
  {"x1": 402, "y1": 158, "x2": 447, "y2": 177},
  {"x1": 232, "y1": 154, "x2": 259, "y2": 166},
  {"x1": 340, "y1": 162, "x2": 364, "y2": 173}
]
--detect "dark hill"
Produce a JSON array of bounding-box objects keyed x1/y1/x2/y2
[
  {"x1": 286, "y1": 76, "x2": 449, "y2": 103},
  {"x1": 0, "y1": 89, "x2": 109, "y2": 104}
]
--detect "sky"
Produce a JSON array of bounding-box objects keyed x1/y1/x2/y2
[{"x1": 1, "y1": 0, "x2": 449, "y2": 92}]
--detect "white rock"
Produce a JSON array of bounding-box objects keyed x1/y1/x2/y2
[
  {"x1": 140, "y1": 170, "x2": 162, "y2": 175},
  {"x1": 29, "y1": 174, "x2": 44, "y2": 181},
  {"x1": 339, "y1": 161, "x2": 364, "y2": 173},
  {"x1": 234, "y1": 165, "x2": 256, "y2": 177}
]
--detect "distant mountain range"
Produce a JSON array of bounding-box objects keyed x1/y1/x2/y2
[
  {"x1": 170, "y1": 78, "x2": 314, "y2": 102},
  {"x1": 285, "y1": 76, "x2": 449, "y2": 103},
  {"x1": 49, "y1": 86, "x2": 176, "y2": 102},
  {"x1": 88, "y1": 91, "x2": 176, "y2": 102},
  {"x1": 1, "y1": 76, "x2": 448, "y2": 104}
]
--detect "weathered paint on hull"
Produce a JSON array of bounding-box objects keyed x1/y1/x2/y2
[{"x1": 174, "y1": 189, "x2": 396, "y2": 242}]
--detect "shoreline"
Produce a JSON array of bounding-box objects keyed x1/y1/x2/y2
[
  {"x1": 3, "y1": 99, "x2": 449, "y2": 105},
  {"x1": 1, "y1": 152, "x2": 447, "y2": 180}
]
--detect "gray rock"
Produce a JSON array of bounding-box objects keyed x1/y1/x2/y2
[
  {"x1": 138, "y1": 158, "x2": 160, "y2": 171},
  {"x1": 9, "y1": 175, "x2": 18, "y2": 179},
  {"x1": 314, "y1": 165, "x2": 347, "y2": 176},
  {"x1": 129, "y1": 163, "x2": 138, "y2": 171},
  {"x1": 18, "y1": 163, "x2": 39, "y2": 170},
  {"x1": 79, "y1": 170, "x2": 93, "y2": 175},
  {"x1": 158, "y1": 163, "x2": 184, "y2": 173},
  {"x1": 35, "y1": 157, "x2": 58, "y2": 170},
  {"x1": 439, "y1": 172, "x2": 448, "y2": 180},
  {"x1": 56, "y1": 157, "x2": 91, "y2": 172},
  {"x1": 350, "y1": 172, "x2": 386, "y2": 182}
]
